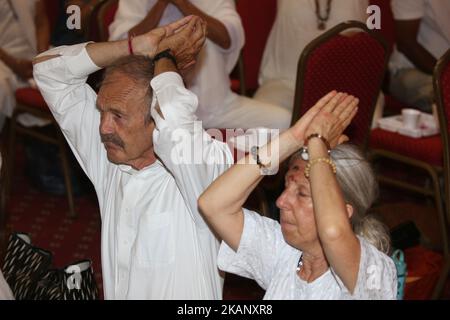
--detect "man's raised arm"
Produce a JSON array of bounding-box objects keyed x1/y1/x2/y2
[
  {"x1": 150, "y1": 19, "x2": 234, "y2": 229},
  {"x1": 32, "y1": 15, "x2": 204, "y2": 189}
]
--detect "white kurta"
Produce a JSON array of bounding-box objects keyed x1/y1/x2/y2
[
  {"x1": 33, "y1": 43, "x2": 234, "y2": 300},
  {"x1": 255, "y1": 0, "x2": 368, "y2": 110},
  {"x1": 389, "y1": 0, "x2": 450, "y2": 71},
  {"x1": 109, "y1": 0, "x2": 291, "y2": 130},
  {"x1": 218, "y1": 209, "x2": 398, "y2": 300}
]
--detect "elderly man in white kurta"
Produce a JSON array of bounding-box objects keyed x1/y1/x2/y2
[
  {"x1": 0, "y1": 0, "x2": 37, "y2": 130},
  {"x1": 33, "y1": 16, "x2": 233, "y2": 299},
  {"x1": 109, "y1": 0, "x2": 291, "y2": 130}
]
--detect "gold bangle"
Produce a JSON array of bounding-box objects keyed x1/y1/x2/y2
[{"x1": 304, "y1": 157, "x2": 337, "y2": 179}]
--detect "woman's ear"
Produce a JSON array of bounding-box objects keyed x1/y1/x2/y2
[{"x1": 346, "y1": 204, "x2": 354, "y2": 219}]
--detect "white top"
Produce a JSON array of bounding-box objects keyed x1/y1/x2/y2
[
  {"x1": 33, "y1": 43, "x2": 234, "y2": 300},
  {"x1": 218, "y1": 209, "x2": 398, "y2": 300},
  {"x1": 0, "y1": 269, "x2": 14, "y2": 300},
  {"x1": 109, "y1": 0, "x2": 244, "y2": 125},
  {"x1": 259, "y1": 0, "x2": 368, "y2": 89},
  {"x1": 0, "y1": 0, "x2": 34, "y2": 59},
  {"x1": 389, "y1": 0, "x2": 450, "y2": 71}
]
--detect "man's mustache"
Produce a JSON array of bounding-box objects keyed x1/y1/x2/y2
[{"x1": 101, "y1": 134, "x2": 125, "y2": 148}]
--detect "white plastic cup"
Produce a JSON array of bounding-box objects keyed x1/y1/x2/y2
[{"x1": 402, "y1": 109, "x2": 421, "y2": 129}]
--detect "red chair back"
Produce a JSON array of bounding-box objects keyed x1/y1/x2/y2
[
  {"x1": 369, "y1": 0, "x2": 395, "y2": 52},
  {"x1": 434, "y1": 49, "x2": 450, "y2": 223},
  {"x1": 43, "y1": 0, "x2": 60, "y2": 32},
  {"x1": 236, "y1": 0, "x2": 277, "y2": 92},
  {"x1": 90, "y1": 0, "x2": 119, "y2": 42},
  {"x1": 292, "y1": 21, "x2": 389, "y2": 148}
]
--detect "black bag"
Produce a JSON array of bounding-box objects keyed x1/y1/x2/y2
[
  {"x1": 2, "y1": 232, "x2": 99, "y2": 300},
  {"x1": 2, "y1": 233, "x2": 52, "y2": 300}
]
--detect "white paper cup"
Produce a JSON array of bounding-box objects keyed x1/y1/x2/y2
[{"x1": 402, "y1": 109, "x2": 421, "y2": 129}]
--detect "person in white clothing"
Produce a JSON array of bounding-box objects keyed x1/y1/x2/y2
[
  {"x1": 0, "y1": 269, "x2": 13, "y2": 300},
  {"x1": 0, "y1": 0, "x2": 49, "y2": 131},
  {"x1": 109, "y1": 0, "x2": 291, "y2": 130},
  {"x1": 33, "y1": 16, "x2": 234, "y2": 299},
  {"x1": 254, "y1": 0, "x2": 368, "y2": 111},
  {"x1": 199, "y1": 92, "x2": 397, "y2": 299},
  {"x1": 389, "y1": 0, "x2": 450, "y2": 112}
]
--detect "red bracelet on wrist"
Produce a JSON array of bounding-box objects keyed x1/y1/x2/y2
[{"x1": 128, "y1": 36, "x2": 134, "y2": 55}]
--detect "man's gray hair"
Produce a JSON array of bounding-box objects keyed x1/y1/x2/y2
[{"x1": 103, "y1": 55, "x2": 155, "y2": 124}]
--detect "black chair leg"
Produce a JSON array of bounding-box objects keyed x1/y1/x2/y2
[{"x1": 57, "y1": 132, "x2": 77, "y2": 219}]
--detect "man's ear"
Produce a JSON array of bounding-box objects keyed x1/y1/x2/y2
[{"x1": 346, "y1": 204, "x2": 354, "y2": 219}]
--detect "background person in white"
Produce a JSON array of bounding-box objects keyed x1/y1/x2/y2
[
  {"x1": 109, "y1": 0, "x2": 291, "y2": 130},
  {"x1": 33, "y1": 16, "x2": 234, "y2": 299},
  {"x1": 389, "y1": 0, "x2": 450, "y2": 112},
  {"x1": 0, "y1": 0, "x2": 48, "y2": 130},
  {"x1": 254, "y1": 0, "x2": 368, "y2": 111}
]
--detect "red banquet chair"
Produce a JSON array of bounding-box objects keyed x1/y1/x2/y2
[
  {"x1": 4, "y1": 0, "x2": 105, "y2": 219},
  {"x1": 231, "y1": 0, "x2": 277, "y2": 96},
  {"x1": 95, "y1": 0, "x2": 119, "y2": 42},
  {"x1": 291, "y1": 21, "x2": 390, "y2": 148},
  {"x1": 429, "y1": 48, "x2": 450, "y2": 299},
  {"x1": 6, "y1": 89, "x2": 78, "y2": 219},
  {"x1": 370, "y1": 49, "x2": 450, "y2": 299}
]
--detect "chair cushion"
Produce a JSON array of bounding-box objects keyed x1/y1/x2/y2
[
  {"x1": 15, "y1": 88, "x2": 49, "y2": 111},
  {"x1": 230, "y1": 78, "x2": 241, "y2": 93},
  {"x1": 370, "y1": 128, "x2": 443, "y2": 166}
]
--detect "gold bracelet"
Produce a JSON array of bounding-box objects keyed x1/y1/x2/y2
[{"x1": 304, "y1": 157, "x2": 337, "y2": 179}]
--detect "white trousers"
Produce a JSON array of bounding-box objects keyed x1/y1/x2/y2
[
  {"x1": 254, "y1": 80, "x2": 295, "y2": 112},
  {"x1": 203, "y1": 93, "x2": 292, "y2": 130}
]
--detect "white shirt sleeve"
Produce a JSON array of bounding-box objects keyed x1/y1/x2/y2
[
  {"x1": 217, "y1": 209, "x2": 285, "y2": 290},
  {"x1": 391, "y1": 0, "x2": 425, "y2": 21},
  {"x1": 109, "y1": 0, "x2": 150, "y2": 41},
  {"x1": 32, "y1": 44, "x2": 109, "y2": 193},
  {"x1": 331, "y1": 237, "x2": 398, "y2": 300},
  {"x1": 150, "y1": 72, "x2": 234, "y2": 229}
]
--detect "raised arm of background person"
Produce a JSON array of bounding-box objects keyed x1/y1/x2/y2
[
  {"x1": 128, "y1": 0, "x2": 169, "y2": 38},
  {"x1": 167, "y1": 0, "x2": 232, "y2": 49},
  {"x1": 35, "y1": 0, "x2": 50, "y2": 53},
  {"x1": 198, "y1": 92, "x2": 358, "y2": 251}
]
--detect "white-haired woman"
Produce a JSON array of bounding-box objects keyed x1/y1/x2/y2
[{"x1": 199, "y1": 91, "x2": 397, "y2": 299}]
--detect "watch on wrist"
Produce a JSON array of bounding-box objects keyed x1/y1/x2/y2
[{"x1": 153, "y1": 49, "x2": 177, "y2": 68}]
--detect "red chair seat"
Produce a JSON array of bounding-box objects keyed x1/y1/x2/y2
[
  {"x1": 370, "y1": 128, "x2": 443, "y2": 167},
  {"x1": 230, "y1": 79, "x2": 241, "y2": 93},
  {"x1": 15, "y1": 88, "x2": 49, "y2": 112}
]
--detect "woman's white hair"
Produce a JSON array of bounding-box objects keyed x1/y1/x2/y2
[
  {"x1": 330, "y1": 144, "x2": 391, "y2": 254},
  {"x1": 291, "y1": 144, "x2": 391, "y2": 254}
]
